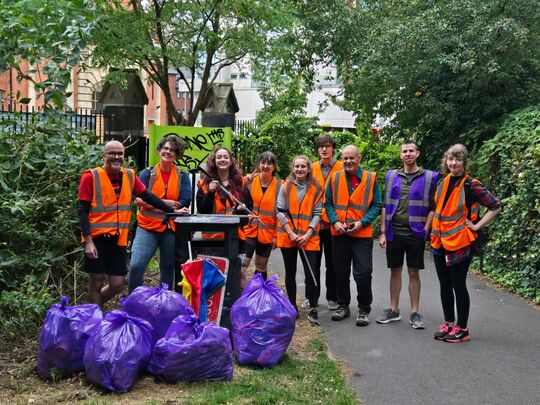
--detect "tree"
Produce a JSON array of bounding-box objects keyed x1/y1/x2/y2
[
  {"x1": 0, "y1": 0, "x2": 97, "y2": 109},
  {"x1": 90, "y1": 0, "x2": 296, "y2": 126},
  {"x1": 338, "y1": 0, "x2": 540, "y2": 164}
]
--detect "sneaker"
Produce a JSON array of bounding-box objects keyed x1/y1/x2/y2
[
  {"x1": 442, "y1": 325, "x2": 470, "y2": 343},
  {"x1": 307, "y1": 308, "x2": 320, "y2": 326},
  {"x1": 356, "y1": 311, "x2": 370, "y2": 327},
  {"x1": 434, "y1": 322, "x2": 454, "y2": 340},
  {"x1": 331, "y1": 307, "x2": 350, "y2": 321},
  {"x1": 376, "y1": 308, "x2": 401, "y2": 324},
  {"x1": 300, "y1": 299, "x2": 311, "y2": 309},
  {"x1": 327, "y1": 300, "x2": 339, "y2": 311},
  {"x1": 409, "y1": 312, "x2": 425, "y2": 329}
]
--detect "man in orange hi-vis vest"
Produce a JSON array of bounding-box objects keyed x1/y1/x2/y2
[
  {"x1": 325, "y1": 145, "x2": 382, "y2": 327},
  {"x1": 78, "y1": 140, "x2": 184, "y2": 307}
]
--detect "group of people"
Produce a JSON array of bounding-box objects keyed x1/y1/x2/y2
[{"x1": 79, "y1": 134, "x2": 500, "y2": 344}]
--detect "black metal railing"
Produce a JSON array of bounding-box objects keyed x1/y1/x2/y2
[{"x1": 0, "y1": 106, "x2": 105, "y2": 137}]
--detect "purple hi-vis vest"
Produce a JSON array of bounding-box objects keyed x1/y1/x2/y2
[{"x1": 384, "y1": 169, "x2": 438, "y2": 241}]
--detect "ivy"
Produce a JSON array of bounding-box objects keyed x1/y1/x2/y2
[{"x1": 473, "y1": 106, "x2": 540, "y2": 304}]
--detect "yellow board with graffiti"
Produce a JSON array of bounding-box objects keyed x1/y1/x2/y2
[{"x1": 149, "y1": 125, "x2": 232, "y2": 170}]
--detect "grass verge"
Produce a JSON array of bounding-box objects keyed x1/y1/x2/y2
[{"x1": 0, "y1": 275, "x2": 358, "y2": 405}]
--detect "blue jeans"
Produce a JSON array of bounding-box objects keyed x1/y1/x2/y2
[{"x1": 128, "y1": 226, "x2": 175, "y2": 293}]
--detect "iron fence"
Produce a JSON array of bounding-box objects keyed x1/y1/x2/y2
[{"x1": 0, "y1": 106, "x2": 105, "y2": 137}]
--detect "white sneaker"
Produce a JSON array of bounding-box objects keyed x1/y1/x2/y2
[
  {"x1": 300, "y1": 299, "x2": 310, "y2": 309},
  {"x1": 327, "y1": 300, "x2": 339, "y2": 310}
]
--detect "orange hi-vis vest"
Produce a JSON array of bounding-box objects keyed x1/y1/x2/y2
[
  {"x1": 198, "y1": 180, "x2": 246, "y2": 240},
  {"x1": 87, "y1": 167, "x2": 135, "y2": 247},
  {"x1": 137, "y1": 165, "x2": 182, "y2": 233},
  {"x1": 329, "y1": 169, "x2": 376, "y2": 238},
  {"x1": 431, "y1": 174, "x2": 478, "y2": 251},
  {"x1": 243, "y1": 174, "x2": 281, "y2": 243},
  {"x1": 276, "y1": 182, "x2": 323, "y2": 251},
  {"x1": 312, "y1": 159, "x2": 343, "y2": 223}
]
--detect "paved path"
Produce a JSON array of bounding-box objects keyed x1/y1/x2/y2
[{"x1": 267, "y1": 245, "x2": 540, "y2": 405}]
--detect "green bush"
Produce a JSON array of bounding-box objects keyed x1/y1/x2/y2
[
  {"x1": 0, "y1": 114, "x2": 102, "y2": 336},
  {"x1": 0, "y1": 275, "x2": 55, "y2": 340},
  {"x1": 473, "y1": 106, "x2": 540, "y2": 304}
]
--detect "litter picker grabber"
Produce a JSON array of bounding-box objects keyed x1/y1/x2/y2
[{"x1": 194, "y1": 166, "x2": 260, "y2": 220}]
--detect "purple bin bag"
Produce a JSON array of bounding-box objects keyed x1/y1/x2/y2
[
  {"x1": 121, "y1": 283, "x2": 194, "y2": 342},
  {"x1": 230, "y1": 274, "x2": 296, "y2": 367},
  {"x1": 148, "y1": 313, "x2": 233, "y2": 382},
  {"x1": 83, "y1": 310, "x2": 154, "y2": 392},
  {"x1": 37, "y1": 296, "x2": 102, "y2": 380}
]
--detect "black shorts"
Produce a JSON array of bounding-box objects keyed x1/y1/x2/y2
[
  {"x1": 386, "y1": 234, "x2": 425, "y2": 270},
  {"x1": 244, "y1": 237, "x2": 273, "y2": 259},
  {"x1": 83, "y1": 234, "x2": 127, "y2": 276}
]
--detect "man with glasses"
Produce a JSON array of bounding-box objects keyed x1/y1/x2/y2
[
  {"x1": 376, "y1": 140, "x2": 438, "y2": 329},
  {"x1": 128, "y1": 135, "x2": 191, "y2": 292},
  {"x1": 78, "y1": 140, "x2": 185, "y2": 307},
  {"x1": 308, "y1": 134, "x2": 343, "y2": 310}
]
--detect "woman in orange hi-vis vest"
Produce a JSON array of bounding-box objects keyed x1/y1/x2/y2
[
  {"x1": 196, "y1": 146, "x2": 253, "y2": 250},
  {"x1": 276, "y1": 156, "x2": 323, "y2": 325},
  {"x1": 241, "y1": 151, "x2": 281, "y2": 287},
  {"x1": 128, "y1": 135, "x2": 191, "y2": 293},
  {"x1": 430, "y1": 144, "x2": 500, "y2": 343}
]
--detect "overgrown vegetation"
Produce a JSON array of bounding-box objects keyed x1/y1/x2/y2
[
  {"x1": 0, "y1": 115, "x2": 102, "y2": 339},
  {"x1": 473, "y1": 106, "x2": 540, "y2": 304}
]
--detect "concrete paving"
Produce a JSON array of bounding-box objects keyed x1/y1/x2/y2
[{"x1": 267, "y1": 245, "x2": 540, "y2": 405}]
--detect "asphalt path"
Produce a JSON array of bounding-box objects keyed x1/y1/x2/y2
[{"x1": 266, "y1": 245, "x2": 540, "y2": 405}]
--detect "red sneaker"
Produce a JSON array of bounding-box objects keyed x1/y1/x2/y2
[
  {"x1": 434, "y1": 322, "x2": 454, "y2": 340},
  {"x1": 442, "y1": 325, "x2": 471, "y2": 343}
]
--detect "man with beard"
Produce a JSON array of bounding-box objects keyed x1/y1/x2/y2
[
  {"x1": 376, "y1": 141, "x2": 438, "y2": 329},
  {"x1": 78, "y1": 140, "x2": 184, "y2": 307}
]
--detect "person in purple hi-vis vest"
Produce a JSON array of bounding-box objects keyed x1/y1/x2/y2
[{"x1": 377, "y1": 140, "x2": 438, "y2": 329}]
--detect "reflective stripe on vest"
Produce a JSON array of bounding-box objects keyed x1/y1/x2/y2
[
  {"x1": 312, "y1": 160, "x2": 344, "y2": 223},
  {"x1": 384, "y1": 169, "x2": 438, "y2": 241},
  {"x1": 137, "y1": 165, "x2": 181, "y2": 232},
  {"x1": 243, "y1": 175, "x2": 281, "y2": 243},
  {"x1": 330, "y1": 169, "x2": 376, "y2": 238},
  {"x1": 88, "y1": 167, "x2": 135, "y2": 247},
  {"x1": 276, "y1": 181, "x2": 322, "y2": 251},
  {"x1": 430, "y1": 174, "x2": 477, "y2": 251}
]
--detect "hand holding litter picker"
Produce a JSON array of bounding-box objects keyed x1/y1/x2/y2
[
  {"x1": 197, "y1": 166, "x2": 260, "y2": 220},
  {"x1": 277, "y1": 207, "x2": 318, "y2": 288}
]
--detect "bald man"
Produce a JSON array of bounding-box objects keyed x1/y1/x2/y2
[
  {"x1": 324, "y1": 145, "x2": 382, "y2": 326},
  {"x1": 78, "y1": 140, "x2": 185, "y2": 306}
]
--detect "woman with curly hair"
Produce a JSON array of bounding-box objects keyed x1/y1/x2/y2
[
  {"x1": 196, "y1": 146, "x2": 253, "y2": 251},
  {"x1": 276, "y1": 155, "x2": 323, "y2": 325},
  {"x1": 128, "y1": 135, "x2": 191, "y2": 292},
  {"x1": 431, "y1": 144, "x2": 501, "y2": 343}
]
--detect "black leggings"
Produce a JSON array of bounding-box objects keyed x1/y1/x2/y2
[
  {"x1": 433, "y1": 254, "x2": 472, "y2": 328},
  {"x1": 281, "y1": 248, "x2": 319, "y2": 309}
]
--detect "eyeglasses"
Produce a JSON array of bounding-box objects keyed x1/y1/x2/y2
[{"x1": 105, "y1": 152, "x2": 124, "y2": 158}]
